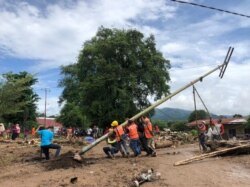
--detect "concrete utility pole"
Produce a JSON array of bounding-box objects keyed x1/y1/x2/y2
[
  {"x1": 42, "y1": 88, "x2": 49, "y2": 127},
  {"x1": 78, "y1": 47, "x2": 234, "y2": 156}
]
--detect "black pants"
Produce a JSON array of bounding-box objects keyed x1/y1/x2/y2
[
  {"x1": 139, "y1": 136, "x2": 153, "y2": 155},
  {"x1": 41, "y1": 144, "x2": 61, "y2": 160},
  {"x1": 103, "y1": 146, "x2": 119, "y2": 157},
  {"x1": 199, "y1": 133, "x2": 207, "y2": 151},
  {"x1": 11, "y1": 133, "x2": 18, "y2": 140}
]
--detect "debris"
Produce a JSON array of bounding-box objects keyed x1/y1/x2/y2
[
  {"x1": 165, "y1": 151, "x2": 180, "y2": 155},
  {"x1": 70, "y1": 177, "x2": 78, "y2": 184},
  {"x1": 206, "y1": 139, "x2": 250, "y2": 150},
  {"x1": 73, "y1": 152, "x2": 83, "y2": 162},
  {"x1": 174, "y1": 144, "x2": 250, "y2": 166},
  {"x1": 129, "y1": 169, "x2": 161, "y2": 187},
  {"x1": 154, "y1": 129, "x2": 196, "y2": 149}
]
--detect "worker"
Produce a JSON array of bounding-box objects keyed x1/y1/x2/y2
[
  {"x1": 66, "y1": 126, "x2": 73, "y2": 140},
  {"x1": 212, "y1": 119, "x2": 224, "y2": 140},
  {"x1": 127, "y1": 119, "x2": 141, "y2": 157},
  {"x1": 141, "y1": 116, "x2": 156, "y2": 157},
  {"x1": 111, "y1": 120, "x2": 130, "y2": 157},
  {"x1": 137, "y1": 120, "x2": 153, "y2": 156},
  {"x1": 218, "y1": 119, "x2": 224, "y2": 135},
  {"x1": 103, "y1": 131, "x2": 119, "y2": 159},
  {"x1": 11, "y1": 123, "x2": 18, "y2": 140},
  {"x1": 0, "y1": 123, "x2": 5, "y2": 138},
  {"x1": 36, "y1": 125, "x2": 61, "y2": 160},
  {"x1": 31, "y1": 127, "x2": 36, "y2": 138},
  {"x1": 197, "y1": 121, "x2": 207, "y2": 151},
  {"x1": 154, "y1": 124, "x2": 160, "y2": 135}
]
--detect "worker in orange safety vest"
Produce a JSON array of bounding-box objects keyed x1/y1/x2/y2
[
  {"x1": 110, "y1": 120, "x2": 130, "y2": 157},
  {"x1": 126, "y1": 119, "x2": 141, "y2": 157},
  {"x1": 141, "y1": 116, "x2": 156, "y2": 157}
]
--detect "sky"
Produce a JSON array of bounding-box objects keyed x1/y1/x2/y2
[{"x1": 0, "y1": 0, "x2": 250, "y2": 116}]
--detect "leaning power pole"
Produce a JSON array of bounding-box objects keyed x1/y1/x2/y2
[{"x1": 78, "y1": 47, "x2": 234, "y2": 156}]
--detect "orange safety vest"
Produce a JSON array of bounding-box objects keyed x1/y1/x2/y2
[
  {"x1": 31, "y1": 128, "x2": 36, "y2": 136},
  {"x1": 128, "y1": 123, "x2": 139, "y2": 140},
  {"x1": 144, "y1": 122, "x2": 153, "y2": 139},
  {"x1": 114, "y1": 125, "x2": 125, "y2": 141}
]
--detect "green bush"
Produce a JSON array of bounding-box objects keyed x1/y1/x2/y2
[
  {"x1": 190, "y1": 129, "x2": 198, "y2": 136},
  {"x1": 152, "y1": 120, "x2": 168, "y2": 130}
]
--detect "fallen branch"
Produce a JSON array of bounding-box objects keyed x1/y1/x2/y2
[{"x1": 174, "y1": 144, "x2": 250, "y2": 166}]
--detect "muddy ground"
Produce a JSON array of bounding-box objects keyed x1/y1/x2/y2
[{"x1": 0, "y1": 138, "x2": 250, "y2": 187}]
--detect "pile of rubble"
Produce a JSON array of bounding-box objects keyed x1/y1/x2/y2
[{"x1": 155, "y1": 129, "x2": 197, "y2": 149}]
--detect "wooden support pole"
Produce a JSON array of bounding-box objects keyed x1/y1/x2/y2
[{"x1": 174, "y1": 144, "x2": 250, "y2": 166}]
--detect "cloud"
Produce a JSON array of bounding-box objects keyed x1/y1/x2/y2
[
  {"x1": 1, "y1": 0, "x2": 250, "y2": 116},
  {"x1": 0, "y1": 0, "x2": 176, "y2": 72},
  {"x1": 159, "y1": 58, "x2": 250, "y2": 116},
  {"x1": 36, "y1": 95, "x2": 62, "y2": 116}
]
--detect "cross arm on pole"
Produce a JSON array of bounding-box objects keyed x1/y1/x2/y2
[{"x1": 219, "y1": 47, "x2": 234, "y2": 78}]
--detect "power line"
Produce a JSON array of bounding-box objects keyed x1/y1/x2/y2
[{"x1": 169, "y1": 0, "x2": 250, "y2": 18}]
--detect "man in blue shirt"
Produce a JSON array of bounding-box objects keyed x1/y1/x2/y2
[{"x1": 36, "y1": 125, "x2": 61, "y2": 160}]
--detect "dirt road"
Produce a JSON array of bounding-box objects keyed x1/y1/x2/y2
[{"x1": 0, "y1": 140, "x2": 250, "y2": 187}]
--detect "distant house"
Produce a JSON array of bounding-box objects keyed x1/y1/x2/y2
[
  {"x1": 187, "y1": 118, "x2": 249, "y2": 139},
  {"x1": 36, "y1": 117, "x2": 63, "y2": 128}
]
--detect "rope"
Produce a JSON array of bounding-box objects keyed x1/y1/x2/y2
[
  {"x1": 192, "y1": 85, "x2": 202, "y2": 152},
  {"x1": 193, "y1": 85, "x2": 223, "y2": 140}
]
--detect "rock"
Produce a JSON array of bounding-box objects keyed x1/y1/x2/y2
[{"x1": 70, "y1": 177, "x2": 77, "y2": 184}]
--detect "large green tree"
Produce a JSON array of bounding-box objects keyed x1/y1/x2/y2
[
  {"x1": 0, "y1": 72, "x2": 39, "y2": 128},
  {"x1": 0, "y1": 76, "x2": 28, "y2": 120},
  {"x1": 58, "y1": 64, "x2": 88, "y2": 128},
  {"x1": 59, "y1": 27, "x2": 171, "y2": 127}
]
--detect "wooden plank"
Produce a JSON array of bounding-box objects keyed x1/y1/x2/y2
[{"x1": 174, "y1": 144, "x2": 250, "y2": 166}]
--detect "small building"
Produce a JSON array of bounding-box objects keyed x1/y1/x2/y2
[
  {"x1": 36, "y1": 117, "x2": 63, "y2": 128},
  {"x1": 187, "y1": 118, "x2": 249, "y2": 140}
]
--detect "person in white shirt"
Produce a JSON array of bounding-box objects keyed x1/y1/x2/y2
[
  {"x1": 212, "y1": 119, "x2": 224, "y2": 140},
  {"x1": 0, "y1": 123, "x2": 5, "y2": 137}
]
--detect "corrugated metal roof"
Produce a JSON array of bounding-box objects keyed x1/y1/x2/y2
[
  {"x1": 229, "y1": 119, "x2": 247, "y2": 123},
  {"x1": 187, "y1": 118, "x2": 247, "y2": 127},
  {"x1": 36, "y1": 117, "x2": 63, "y2": 128}
]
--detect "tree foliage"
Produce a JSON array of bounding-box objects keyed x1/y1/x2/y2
[
  {"x1": 188, "y1": 109, "x2": 209, "y2": 122},
  {"x1": 56, "y1": 102, "x2": 89, "y2": 128},
  {"x1": 246, "y1": 115, "x2": 250, "y2": 128},
  {"x1": 0, "y1": 78, "x2": 27, "y2": 118},
  {"x1": 152, "y1": 120, "x2": 168, "y2": 130},
  {"x1": 233, "y1": 114, "x2": 243, "y2": 118},
  {"x1": 59, "y1": 27, "x2": 171, "y2": 127},
  {"x1": 170, "y1": 121, "x2": 190, "y2": 131},
  {"x1": 0, "y1": 72, "x2": 39, "y2": 128}
]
